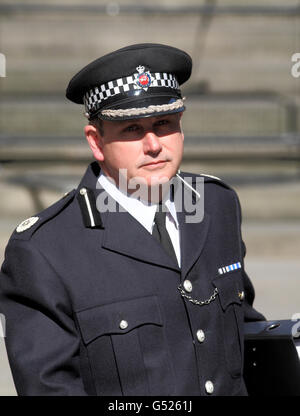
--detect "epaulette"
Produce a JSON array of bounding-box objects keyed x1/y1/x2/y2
[
  {"x1": 199, "y1": 173, "x2": 232, "y2": 190},
  {"x1": 11, "y1": 189, "x2": 76, "y2": 241},
  {"x1": 178, "y1": 171, "x2": 232, "y2": 191}
]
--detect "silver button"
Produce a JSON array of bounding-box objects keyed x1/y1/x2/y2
[
  {"x1": 119, "y1": 320, "x2": 128, "y2": 330},
  {"x1": 80, "y1": 187, "x2": 87, "y2": 195},
  {"x1": 183, "y1": 279, "x2": 193, "y2": 292},
  {"x1": 238, "y1": 291, "x2": 245, "y2": 301},
  {"x1": 196, "y1": 329, "x2": 205, "y2": 343},
  {"x1": 205, "y1": 380, "x2": 214, "y2": 394}
]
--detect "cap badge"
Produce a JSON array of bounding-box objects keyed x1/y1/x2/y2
[
  {"x1": 16, "y1": 216, "x2": 39, "y2": 233},
  {"x1": 134, "y1": 65, "x2": 152, "y2": 90}
]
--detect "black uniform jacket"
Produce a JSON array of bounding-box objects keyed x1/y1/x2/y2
[{"x1": 0, "y1": 162, "x2": 265, "y2": 396}]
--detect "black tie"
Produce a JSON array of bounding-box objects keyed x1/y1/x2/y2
[{"x1": 152, "y1": 209, "x2": 177, "y2": 264}]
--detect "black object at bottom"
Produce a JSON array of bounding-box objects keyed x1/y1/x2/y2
[{"x1": 244, "y1": 319, "x2": 300, "y2": 396}]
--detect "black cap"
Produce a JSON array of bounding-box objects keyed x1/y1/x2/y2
[{"x1": 66, "y1": 43, "x2": 192, "y2": 121}]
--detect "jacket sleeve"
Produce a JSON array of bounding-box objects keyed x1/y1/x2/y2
[
  {"x1": 241, "y1": 241, "x2": 266, "y2": 322},
  {"x1": 0, "y1": 239, "x2": 88, "y2": 396},
  {"x1": 232, "y1": 189, "x2": 266, "y2": 322}
]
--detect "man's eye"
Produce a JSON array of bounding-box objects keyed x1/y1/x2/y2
[
  {"x1": 156, "y1": 119, "x2": 169, "y2": 126},
  {"x1": 124, "y1": 125, "x2": 140, "y2": 132}
]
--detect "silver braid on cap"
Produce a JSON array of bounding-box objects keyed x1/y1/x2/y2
[{"x1": 100, "y1": 98, "x2": 185, "y2": 118}]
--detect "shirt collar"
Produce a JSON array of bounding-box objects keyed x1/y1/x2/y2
[
  {"x1": 165, "y1": 198, "x2": 179, "y2": 229},
  {"x1": 98, "y1": 172, "x2": 179, "y2": 232}
]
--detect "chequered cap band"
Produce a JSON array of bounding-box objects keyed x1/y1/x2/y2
[{"x1": 84, "y1": 72, "x2": 179, "y2": 115}]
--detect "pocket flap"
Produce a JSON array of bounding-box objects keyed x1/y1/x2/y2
[
  {"x1": 76, "y1": 295, "x2": 163, "y2": 345},
  {"x1": 212, "y1": 273, "x2": 242, "y2": 311}
]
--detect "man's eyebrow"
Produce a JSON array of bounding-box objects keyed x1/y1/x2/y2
[
  {"x1": 113, "y1": 114, "x2": 175, "y2": 127},
  {"x1": 117, "y1": 119, "x2": 141, "y2": 125},
  {"x1": 155, "y1": 114, "x2": 179, "y2": 120},
  {"x1": 155, "y1": 114, "x2": 173, "y2": 119}
]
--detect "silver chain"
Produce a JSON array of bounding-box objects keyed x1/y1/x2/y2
[{"x1": 177, "y1": 285, "x2": 219, "y2": 306}]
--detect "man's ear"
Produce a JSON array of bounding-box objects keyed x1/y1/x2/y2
[
  {"x1": 179, "y1": 112, "x2": 184, "y2": 141},
  {"x1": 84, "y1": 125, "x2": 105, "y2": 162}
]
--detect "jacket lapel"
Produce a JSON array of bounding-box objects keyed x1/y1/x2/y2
[
  {"x1": 174, "y1": 176, "x2": 211, "y2": 280},
  {"x1": 102, "y1": 208, "x2": 180, "y2": 271},
  {"x1": 76, "y1": 162, "x2": 180, "y2": 271},
  {"x1": 76, "y1": 163, "x2": 210, "y2": 274},
  {"x1": 178, "y1": 210, "x2": 210, "y2": 279}
]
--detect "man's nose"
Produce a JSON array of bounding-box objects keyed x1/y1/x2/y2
[{"x1": 143, "y1": 131, "x2": 162, "y2": 155}]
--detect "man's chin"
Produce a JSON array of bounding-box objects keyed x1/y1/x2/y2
[
  {"x1": 130, "y1": 175, "x2": 171, "y2": 191},
  {"x1": 126, "y1": 173, "x2": 173, "y2": 203},
  {"x1": 147, "y1": 174, "x2": 171, "y2": 187},
  {"x1": 146, "y1": 165, "x2": 178, "y2": 184}
]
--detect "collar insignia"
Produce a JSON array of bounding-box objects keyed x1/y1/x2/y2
[{"x1": 16, "y1": 216, "x2": 39, "y2": 233}]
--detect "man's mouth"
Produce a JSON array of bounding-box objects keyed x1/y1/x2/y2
[{"x1": 141, "y1": 160, "x2": 168, "y2": 168}]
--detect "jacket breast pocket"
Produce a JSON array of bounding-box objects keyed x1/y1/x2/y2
[
  {"x1": 75, "y1": 295, "x2": 175, "y2": 396},
  {"x1": 213, "y1": 272, "x2": 244, "y2": 378}
]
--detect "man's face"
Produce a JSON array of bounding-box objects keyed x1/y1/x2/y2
[{"x1": 85, "y1": 112, "x2": 184, "y2": 192}]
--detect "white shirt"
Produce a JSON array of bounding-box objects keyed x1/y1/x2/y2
[{"x1": 98, "y1": 173, "x2": 181, "y2": 267}]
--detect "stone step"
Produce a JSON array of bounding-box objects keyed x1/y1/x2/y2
[{"x1": 0, "y1": 9, "x2": 299, "y2": 96}]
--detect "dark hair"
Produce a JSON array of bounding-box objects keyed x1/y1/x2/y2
[{"x1": 89, "y1": 117, "x2": 104, "y2": 136}]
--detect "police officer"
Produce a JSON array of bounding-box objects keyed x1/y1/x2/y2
[{"x1": 0, "y1": 43, "x2": 265, "y2": 396}]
